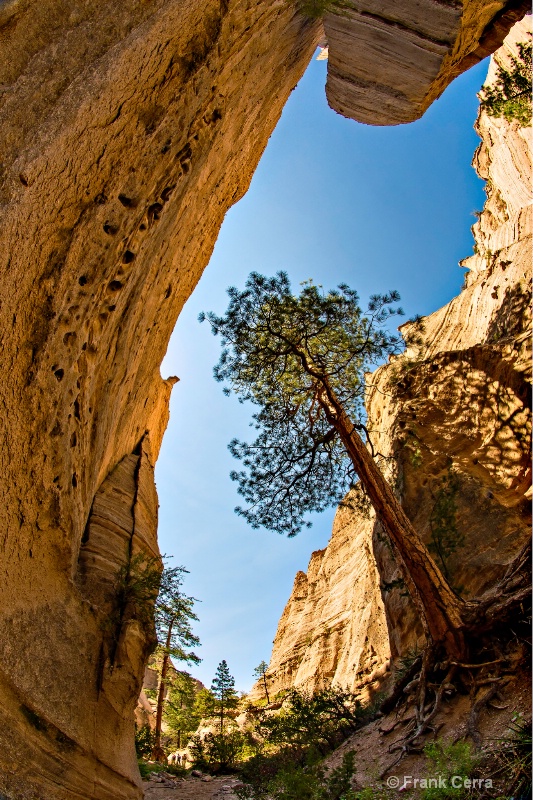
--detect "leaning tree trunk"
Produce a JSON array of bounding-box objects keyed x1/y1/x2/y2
[
  {"x1": 318, "y1": 383, "x2": 467, "y2": 660},
  {"x1": 263, "y1": 673, "x2": 270, "y2": 704},
  {"x1": 152, "y1": 621, "x2": 173, "y2": 761}
]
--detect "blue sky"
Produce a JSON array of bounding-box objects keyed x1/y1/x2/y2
[{"x1": 156, "y1": 53, "x2": 488, "y2": 692}]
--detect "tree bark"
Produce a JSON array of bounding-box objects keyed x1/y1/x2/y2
[
  {"x1": 317, "y1": 383, "x2": 467, "y2": 660},
  {"x1": 263, "y1": 673, "x2": 270, "y2": 704},
  {"x1": 152, "y1": 621, "x2": 173, "y2": 761}
]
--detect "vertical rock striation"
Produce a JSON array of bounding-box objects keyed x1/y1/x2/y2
[{"x1": 249, "y1": 503, "x2": 389, "y2": 701}]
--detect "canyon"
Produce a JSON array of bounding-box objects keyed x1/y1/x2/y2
[
  {"x1": 254, "y1": 17, "x2": 531, "y2": 702},
  {"x1": 0, "y1": 1, "x2": 530, "y2": 798}
]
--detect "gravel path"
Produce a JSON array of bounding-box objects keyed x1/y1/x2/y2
[{"x1": 143, "y1": 774, "x2": 243, "y2": 800}]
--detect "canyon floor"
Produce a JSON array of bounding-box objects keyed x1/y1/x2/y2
[
  {"x1": 144, "y1": 776, "x2": 241, "y2": 800},
  {"x1": 141, "y1": 661, "x2": 531, "y2": 798}
]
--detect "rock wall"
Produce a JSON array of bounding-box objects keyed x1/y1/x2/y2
[
  {"x1": 324, "y1": 0, "x2": 531, "y2": 124},
  {"x1": 249, "y1": 501, "x2": 390, "y2": 701},
  {"x1": 0, "y1": 3, "x2": 321, "y2": 797},
  {"x1": 0, "y1": 1, "x2": 529, "y2": 797},
  {"x1": 258, "y1": 16, "x2": 531, "y2": 700}
]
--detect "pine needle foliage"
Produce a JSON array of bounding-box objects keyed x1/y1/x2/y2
[
  {"x1": 200, "y1": 271, "x2": 403, "y2": 537},
  {"x1": 428, "y1": 468, "x2": 463, "y2": 582},
  {"x1": 211, "y1": 659, "x2": 239, "y2": 732},
  {"x1": 155, "y1": 565, "x2": 201, "y2": 664},
  {"x1": 479, "y1": 40, "x2": 532, "y2": 126},
  {"x1": 297, "y1": 0, "x2": 352, "y2": 19}
]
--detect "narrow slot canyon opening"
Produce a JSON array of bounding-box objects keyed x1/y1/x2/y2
[{"x1": 155, "y1": 50, "x2": 488, "y2": 695}]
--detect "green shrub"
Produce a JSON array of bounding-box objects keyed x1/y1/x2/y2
[
  {"x1": 137, "y1": 760, "x2": 166, "y2": 779},
  {"x1": 496, "y1": 713, "x2": 532, "y2": 798},
  {"x1": 322, "y1": 751, "x2": 356, "y2": 799},
  {"x1": 138, "y1": 760, "x2": 151, "y2": 779},
  {"x1": 297, "y1": 0, "x2": 351, "y2": 19},
  {"x1": 236, "y1": 750, "x2": 355, "y2": 800},
  {"x1": 135, "y1": 724, "x2": 155, "y2": 758},
  {"x1": 238, "y1": 745, "x2": 311, "y2": 795},
  {"x1": 163, "y1": 763, "x2": 188, "y2": 777},
  {"x1": 256, "y1": 687, "x2": 362, "y2": 755},
  {"x1": 422, "y1": 740, "x2": 473, "y2": 799},
  {"x1": 268, "y1": 765, "x2": 322, "y2": 800},
  {"x1": 479, "y1": 41, "x2": 532, "y2": 126},
  {"x1": 190, "y1": 729, "x2": 245, "y2": 773}
]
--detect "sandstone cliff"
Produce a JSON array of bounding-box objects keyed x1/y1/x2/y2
[
  {"x1": 257, "y1": 16, "x2": 531, "y2": 701},
  {"x1": 0, "y1": 1, "x2": 528, "y2": 797},
  {"x1": 248, "y1": 503, "x2": 390, "y2": 701},
  {"x1": 324, "y1": 0, "x2": 530, "y2": 124}
]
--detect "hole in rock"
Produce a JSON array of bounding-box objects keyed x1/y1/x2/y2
[{"x1": 118, "y1": 193, "x2": 135, "y2": 208}]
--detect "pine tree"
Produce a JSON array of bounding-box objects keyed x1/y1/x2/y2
[
  {"x1": 253, "y1": 660, "x2": 270, "y2": 704},
  {"x1": 201, "y1": 272, "x2": 467, "y2": 658},
  {"x1": 202, "y1": 270, "x2": 531, "y2": 667},
  {"x1": 479, "y1": 41, "x2": 532, "y2": 126},
  {"x1": 211, "y1": 660, "x2": 238, "y2": 733},
  {"x1": 163, "y1": 671, "x2": 201, "y2": 750},
  {"x1": 151, "y1": 564, "x2": 201, "y2": 761}
]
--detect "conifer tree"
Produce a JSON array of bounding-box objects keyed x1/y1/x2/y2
[
  {"x1": 211, "y1": 660, "x2": 239, "y2": 733},
  {"x1": 253, "y1": 660, "x2": 270, "y2": 704},
  {"x1": 163, "y1": 671, "x2": 201, "y2": 750},
  {"x1": 203, "y1": 271, "x2": 531, "y2": 666},
  {"x1": 151, "y1": 565, "x2": 201, "y2": 761},
  {"x1": 479, "y1": 41, "x2": 532, "y2": 126},
  {"x1": 201, "y1": 272, "x2": 467, "y2": 658}
]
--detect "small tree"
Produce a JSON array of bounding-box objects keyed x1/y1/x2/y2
[
  {"x1": 163, "y1": 671, "x2": 202, "y2": 750},
  {"x1": 428, "y1": 467, "x2": 464, "y2": 583},
  {"x1": 211, "y1": 660, "x2": 239, "y2": 733},
  {"x1": 194, "y1": 686, "x2": 217, "y2": 720},
  {"x1": 134, "y1": 724, "x2": 155, "y2": 758},
  {"x1": 253, "y1": 661, "x2": 271, "y2": 705},
  {"x1": 200, "y1": 272, "x2": 467, "y2": 659},
  {"x1": 151, "y1": 565, "x2": 201, "y2": 761},
  {"x1": 479, "y1": 40, "x2": 532, "y2": 126},
  {"x1": 257, "y1": 687, "x2": 361, "y2": 756}
]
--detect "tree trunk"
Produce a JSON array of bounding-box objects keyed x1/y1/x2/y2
[
  {"x1": 318, "y1": 384, "x2": 467, "y2": 660},
  {"x1": 263, "y1": 673, "x2": 270, "y2": 705},
  {"x1": 152, "y1": 621, "x2": 173, "y2": 761}
]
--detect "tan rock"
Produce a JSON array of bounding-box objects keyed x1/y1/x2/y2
[
  {"x1": 325, "y1": 0, "x2": 531, "y2": 124},
  {"x1": 0, "y1": 3, "x2": 321, "y2": 797},
  {"x1": 249, "y1": 502, "x2": 390, "y2": 701},
  {"x1": 0, "y1": 1, "x2": 529, "y2": 796}
]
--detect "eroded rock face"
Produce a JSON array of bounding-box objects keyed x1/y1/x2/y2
[
  {"x1": 0, "y1": 3, "x2": 320, "y2": 797},
  {"x1": 248, "y1": 505, "x2": 390, "y2": 701},
  {"x1": 259, "y1": 17, "x2": 531, "y2": 698},
  {"x1": 325, "y1": 0, "x2": 531, "y2": 125},
  {"x1": 0, "y1": 0, "x2": 529, "y2": 795},
  {"x1": 373, "y1": 16, "x2": 531, "y2": 657}
]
